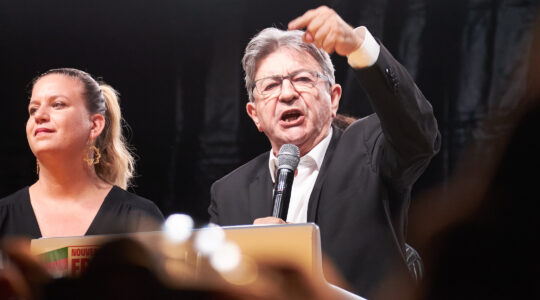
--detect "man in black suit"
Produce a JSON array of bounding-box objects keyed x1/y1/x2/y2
[{"x1": 209, "y1": 6, "x2": 440, "y2": 297}]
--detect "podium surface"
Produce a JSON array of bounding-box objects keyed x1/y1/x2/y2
[
  {"x1": 30, "y1": 223, "x2": 364, "y2": 299},
  {"x1": 31, "y1": 223, "x2": 323, "y2": 278}
]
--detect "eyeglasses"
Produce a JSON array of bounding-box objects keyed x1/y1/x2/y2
[{"x1": 253, "y1": 70, "x2": 329, "y2": 100}]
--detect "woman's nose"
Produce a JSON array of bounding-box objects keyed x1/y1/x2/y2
[{"x1": 33, "y1": 106, "x2": 50, "y2": 124}]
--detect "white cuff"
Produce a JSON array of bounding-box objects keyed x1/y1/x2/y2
[{"x1": 347, "y1": 27, "x2": 380, "y2": 69}]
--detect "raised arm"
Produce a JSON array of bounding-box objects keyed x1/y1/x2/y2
[{"x1": 289, "y1": 6, "x2": 440, "y2": 185}]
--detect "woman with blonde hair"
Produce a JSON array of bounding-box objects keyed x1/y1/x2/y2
[{"x1": 0, "y1": 68, "x2": 163, "y2": 238}]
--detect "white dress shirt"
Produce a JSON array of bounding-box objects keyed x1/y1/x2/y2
[
  {"x1": 266, "y1": 27, "x2": 380, "y2": 223},
  {"x1": 347, "y1": 26, "x2": 380, "y2": 68},
  {"x1": 269, "y1": 129, "x2": 333, "y2": 223}
]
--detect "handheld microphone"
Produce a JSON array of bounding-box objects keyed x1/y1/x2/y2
[{"x1": 272, "y1": 144, "x2": 300, "y2": 220}]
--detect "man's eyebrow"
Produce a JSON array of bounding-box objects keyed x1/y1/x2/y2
[
  {"x1": 279, "y1": 69, "x2": 313, "y2": 75},
  {"x1": 256, "y1": 69, "x2": 312, "y2": 80}
]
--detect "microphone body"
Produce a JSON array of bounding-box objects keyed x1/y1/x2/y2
[
  {"x1": 272, "y1": 168, "x2": 295, "y2": 219},
  {"x1": 272, "y1": 144, "x2": 300, "y2": 220}
]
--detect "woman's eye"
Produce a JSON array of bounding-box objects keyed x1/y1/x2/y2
[
  {"x1": 29, "y1": 107, "x2": 37, "y2": 115},
  {"x1": 52, "y1": 102, "x2": 66, "y2": 108}
]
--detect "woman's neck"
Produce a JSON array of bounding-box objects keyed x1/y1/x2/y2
[{"x1": 34, "y1": 156, "x2": 109, "y2": 198}]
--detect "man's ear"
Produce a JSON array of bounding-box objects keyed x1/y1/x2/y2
[
  {"x1": 89, "y1": 113, "x2": 106, "y2": 140},
  {"x1": 330, "y1": 84, "x2": 342, "y2": 118},
  {"x1": 246, "y1": 101, "x2": 263, "y2": 132}
]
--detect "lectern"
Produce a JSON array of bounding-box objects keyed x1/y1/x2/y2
[{"x1": 31, "y1": 223, "x2": 363, "y2": 299}]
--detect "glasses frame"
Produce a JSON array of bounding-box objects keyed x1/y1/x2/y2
[{"x1": 252, "y1": 69, "x2": 329, "y2": 100}]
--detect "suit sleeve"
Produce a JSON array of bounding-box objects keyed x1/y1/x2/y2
[{"x1": 353, "y1": 43, "x2": 441, "y2": 188}]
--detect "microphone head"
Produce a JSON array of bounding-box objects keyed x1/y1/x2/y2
[{"x1": 277, "y1": 144, "x2": 300, "y2": 171}]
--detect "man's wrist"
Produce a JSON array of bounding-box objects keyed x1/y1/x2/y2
[{"x1": 347, "y1": 26, "x2": 380, "y2": 69}]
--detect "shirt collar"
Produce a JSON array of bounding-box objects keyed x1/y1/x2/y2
[{"x1": 268, "y1": 127, "x2": 333, "y2": 183}]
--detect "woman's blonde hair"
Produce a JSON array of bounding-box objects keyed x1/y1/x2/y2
[{"x1": 33, "y1": 68, "x2": 135, "y2": 189}]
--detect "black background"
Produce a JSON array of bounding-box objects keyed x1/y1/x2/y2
[{"x1": 1, "y1": 0, "x2": 538, "y2": 225}]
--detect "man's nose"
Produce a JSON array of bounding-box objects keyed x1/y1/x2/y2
[{"x1": 278, "y1": 78, "x2": 298, "y2": 102}]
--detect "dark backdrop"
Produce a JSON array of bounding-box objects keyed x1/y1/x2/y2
[{"x1": 1, "y1": 0, "x2": 538, "y2": 225}]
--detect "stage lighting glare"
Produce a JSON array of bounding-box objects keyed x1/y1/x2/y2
[
  {"x1": 220, "y1": 256, "x2": 259, "y2": 286},
  {"x1": 210, "y1": 241, "x2": 241, "y2": 273},
  {"x1": 163, "y1": 213, "x2": 194, "y2": 243},
  {"x1": 194, "y1": 225, "x2": 226, "y2": 255}
]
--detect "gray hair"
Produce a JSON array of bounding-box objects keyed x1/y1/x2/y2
[{"x1": 242, "y1": 28, "x2": 336, "y2": 102}]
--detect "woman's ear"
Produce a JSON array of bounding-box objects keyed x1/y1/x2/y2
[{"x1": 89, "y1": 113, "x2": 106, "y2": 140}]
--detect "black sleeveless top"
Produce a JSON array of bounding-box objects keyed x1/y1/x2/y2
[{"x1": 0, "y1": 186, "x2": 164, "y2": 239}]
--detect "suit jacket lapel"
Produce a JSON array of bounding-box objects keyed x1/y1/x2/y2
[
  {"x1": 248, "y1": 153, "x2": 274, "y2": 221},
  {"x1": 307, "y1": 125, "x2": 343, "y2": 222}
]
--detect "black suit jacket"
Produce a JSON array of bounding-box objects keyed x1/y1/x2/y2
[{"x1": 209, "y1": 45, "x2": 440, "y2": 297}]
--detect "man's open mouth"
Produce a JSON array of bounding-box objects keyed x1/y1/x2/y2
[{"x1": 280, "y1": 109, "x2": 304, "y2": 126}]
